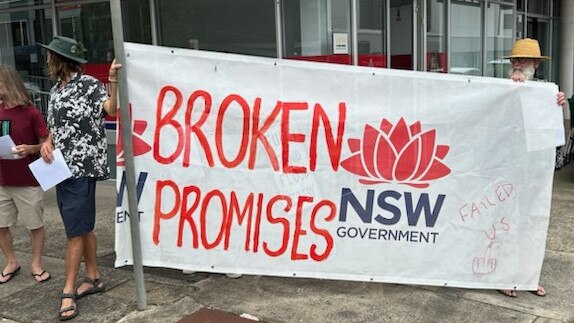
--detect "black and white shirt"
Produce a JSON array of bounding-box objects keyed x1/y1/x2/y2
[{"x1": 47, "y1": 73, "x2": 110, "y2": 180}]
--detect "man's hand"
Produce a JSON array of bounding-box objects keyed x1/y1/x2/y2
[
  {"x1": 40, "y1": 140, "x2": 54, "y2": 163},
  {"x1": 12, "y1": 144, "x2": 38, "y2": 157},
  {"x1": 108, "y1": 58, "x2": 122, "y2": 81},
  {"x1": 510, "y1": 71, "x2": 526, "y2": 82},
  {"x1": 557, "y1": 91, "x2": 566, "y2": 106}
]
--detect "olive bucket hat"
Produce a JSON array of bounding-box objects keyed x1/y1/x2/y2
[
  {"x1": 39, "y1": 35, "x2": 87, "y2": 64},
  {"x1": 504, "y1": 38, "x2": 550, "y2": 60}
]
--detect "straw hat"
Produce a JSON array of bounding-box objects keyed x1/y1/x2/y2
[
  {"x1": 39, "y1": 36, "x2": 87, "y2": 64},
  {"x1": 504, "y1": 38, "x2": 549, "y2": 60}
]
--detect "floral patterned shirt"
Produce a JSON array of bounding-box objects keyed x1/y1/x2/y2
[{"x1": 47, "y1": 73, "x2": 110, "y2": 180}]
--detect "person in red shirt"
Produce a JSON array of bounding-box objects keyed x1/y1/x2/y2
[{"x1": 0, "y1": 64, "x2": 50, "y2": 284}]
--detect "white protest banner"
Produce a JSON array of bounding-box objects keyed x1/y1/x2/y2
[{"x1": 115, "y1": 42, "x2": 563, "y2": 290}]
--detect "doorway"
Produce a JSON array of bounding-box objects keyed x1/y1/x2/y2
[{"x1": 389, "y1": 0, "x2": 414, "y2": 70}]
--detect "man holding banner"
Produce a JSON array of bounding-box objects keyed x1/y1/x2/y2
[{"x1": 499, "y1": 38, "x2": 567, "y2": 298}]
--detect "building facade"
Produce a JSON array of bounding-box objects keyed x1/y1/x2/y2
[{"x1": 1, "y1": 0, "x2": 572, "y2": 178}]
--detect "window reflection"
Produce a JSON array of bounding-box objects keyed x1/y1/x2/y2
[
  {"x1": 426, "y1": 0, "x2": 445, "y2": 72},
  {"x1": 283, "y1": 0, "x2": 352, "y2": 66},
  {"x1": 58, "y1": 2, "x2": 113, "y2": 64},
  {"x1": 450, "y1": 2, "x2": 482, "y2": 76},
  {"x1": 485, "y1": 3, "x2": 513, "y2": 78},
  {"x1": 527, "y1": 0, "x2": 549, "y2": 15},
  {"x1": 121, "y1": 0, "x2": 152, "y2": 44},
  {"x1": 527, "y1": 17, "x2": 550, "y2": 80},
  {"x1": 157, "y1": 0, "x2": 276, "y2": 57},
  {"x1": 0, "y1": 8, "x2": 52, "y2": 98},
  {"x1": 0, "y1": 0, "x2": 49, "y2": 9},
  {"x1": 357, "y1": 0, "x2": 385, "y2": 68}
]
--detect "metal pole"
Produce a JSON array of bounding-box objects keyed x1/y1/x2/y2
[
  {"x1": 386, "y1": 0, "x2": 391, "y2": 68},
  {"x1": 412, "y1": 1, "x2": 417, "y2": 70},
  {"x1": 109, "y1": 0, "x2": 147, "y2": 310},
  {"x1": 51, "y1": 0, "x2": 58, "y2": 36},
  {"x1": 275, "y1": 0, "x2": 283, "y2": 59},
  {"x1": 351, "y1": 0, "x2": 358, "y2": 66},
  {"x1": 149, "y1": 0, "x2": 158, "y2": 45}
]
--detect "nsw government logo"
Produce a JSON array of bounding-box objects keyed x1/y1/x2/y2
[
  {"x1": 340, "y1": 117, "x2": 450, "y2": 188},
  {"x1": 337, "y1": 118, "x2": 451, "y2": 244}
]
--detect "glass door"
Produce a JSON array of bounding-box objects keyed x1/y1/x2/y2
[
  {"x1": 389, "y1": 0, "x2": 414, "y2": 70},
  {"x1": 356, "y1": 0, "x2": 417, "y2": 70},
  {"x1": 527, "y1": 17, "x2": 550, "y2": 80},
  {"x1": 449, "y1": 0, "x2": 482, "y2": 76},
  {"x1": 426, "y1": 0, "x2": 446, "y2": 73},
  {"x1": 283, "y1": 0, "x2": 352, "y2": 66},
  {"x1": 357, "y1": 0, "x2": 386, "y2": 67}
]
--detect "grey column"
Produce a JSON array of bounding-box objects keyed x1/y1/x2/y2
[{"x1": 560, "y1": 0, "x2": 574, "y2": 97}]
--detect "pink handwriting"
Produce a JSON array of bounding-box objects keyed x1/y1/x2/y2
[
  {"x1": 458, "y1": 183, "x2": 514, "y2": 222},
  {"x1": 472, "y1": 241, "x2": 497, "y2": 274}
]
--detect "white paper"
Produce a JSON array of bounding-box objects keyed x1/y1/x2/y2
[
  {"x1": 333, "y1": 33, "x2": 348, "y2": 54},
  {"x1": 28, "y1": 149, "x2": 73, "y2": 191},
  {"x1": 0, "y1": 135, "x2": 23, "y2": 159}
]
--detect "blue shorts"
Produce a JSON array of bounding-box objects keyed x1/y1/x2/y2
[{"x1": 56, "y1": 177, "x2": 96, "y2": 238}]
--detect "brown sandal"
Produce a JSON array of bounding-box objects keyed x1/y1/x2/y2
[
  {"x1": 76, "y1": 277, "x2": 105, "y2": 300},
  {"x1": 58, "y1": 293, "x2": 78, "y2": 321}
]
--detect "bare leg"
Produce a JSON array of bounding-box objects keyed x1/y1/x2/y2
[
  {"x1": 76, "y1": 231, "x2": 103, "y2": 295},
  {"x1": 0, "y1": 227, "x2": 19, "y2": 282},
  {"x1": 60, "y1": 235, "x2": 84, "y2": 319},
  {"x1": 29, "y1": 227, "x2": 49, "y2": 281}
]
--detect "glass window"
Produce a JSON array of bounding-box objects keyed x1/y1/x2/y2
[
  {"x1": 426, "y1": 0, "x2": 445, "y2": 72},
  {"x1": 551, "y1": 20, "x2": 559, "y2": 82},
  {"x1": 516, "y1": 14, "x2": 524, "y2": 39},
  {"x1": 157, "y1": 0, "x2": 276, "y2": 57},
  {"x1": 57, "y1": 2, "x2": 114, "y2": 64},
  {"x1": 527, "y1": 0, "x2": 550, "y2": 15},
  {"x1": 517, "y1": 0, "x2": 524, "y2": 11},
  {"x1": 552, "y1": 0, "x2": 560, "y2": 17},
  {"x1": 485, "y1": 3, "x2": 513, "y2": 78},
  {"x1": 0, "y1": 8, "x2": 53, "y2": 97},
  {"x1": 121, "y1": 0, "x2": 152, "y2": 44},
  {"x1": 527, "y1": 17, "x2": 550, "y2": 80},
  {"x1": 450, "y1": 1, "x2": 482, "y2": 75},
  {"x1": 389, "y1": 0, "x2": 413, "y2": 70},
  {"x1": 0, "y1": 1, "x2": 50, "y2": 9},
  {"x1": 357, "y1": 0, "x2": 385, "y2": 68},
  {"x1": 283, "y1": 0, "x2": 352, "y2": 65}
]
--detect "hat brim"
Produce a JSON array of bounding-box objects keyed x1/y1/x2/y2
[
  {"x1": 503, "y1": 54, "x2": 550, "y2": 60},
  {"x1": 38, "y1": 43, "x2": 87, "y2": 64}
]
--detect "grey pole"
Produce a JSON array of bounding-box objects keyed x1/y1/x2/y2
[
  {"x1": 351, "y1": 0, "x2": 358, "y2": 66},
  {"x1": 149, "y1": 0, "x2": 158, "y2": 45},
  {"x1": 275, "y1": 0, "x2": 283, "y2": 59},
  {"x1": 109, "y1": 0, "x2": 148, "y2": 310}
]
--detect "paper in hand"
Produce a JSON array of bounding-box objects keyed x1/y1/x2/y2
[
  {"x1": 0, "y1": 135, "x2": 24, "y2": 159},
  {"x1": 28, "y1": 149, "x2": 73, "y2": 191}
]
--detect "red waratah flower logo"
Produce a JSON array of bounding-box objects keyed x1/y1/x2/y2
[
  {"x1": 340, "y1": 118, "x2": 451, "y2": 188},
  {"x1": 117, "y1": 104, "x2": 152, "y2": 166}
]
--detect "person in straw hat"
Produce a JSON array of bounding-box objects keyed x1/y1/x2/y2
[
  {"x1": 506, "y1": 38, "x2": 570, "y2": 170},
  {"x1": 498, "y1": 38, "x2": 568, "y2": 298},
  {"x1": 38, "y1": 35, "x2": 121, "y2": 321}
]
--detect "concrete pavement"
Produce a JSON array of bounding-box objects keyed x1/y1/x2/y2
[{"x1": 1, "y1": 164, "x2": 573, "y2": 323}]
